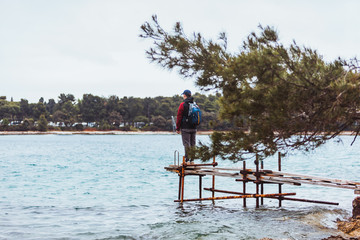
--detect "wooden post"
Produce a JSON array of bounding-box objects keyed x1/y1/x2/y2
[
  {"x1": 255, "y1": 154, "x2": 260, "y2": 208},
  {"x1": 199, "y1": 175, "x2": 202, "y2": 199},
  {"x1": 261, "y1": 160, "x2": 264, "y2": 206},
  {"x1": 178, "y1": 174, "x2": 182, "y2": 200},
  {"x1": 278, "y1": 152, "x2": 282, "y2": 207},
  {"x1": 212, "y1": 156, "x2": 216, "y2": 199},
  {"x1": 243, "y1": 161, "x2": 247, "y2": 207},
  {"x1": 181, "y1": 156, "x2": 185, "y2": 203}
]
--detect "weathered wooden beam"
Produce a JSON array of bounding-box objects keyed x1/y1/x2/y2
[
  {"x1": 197, "y1": 166, "x2": 245, "y2": 171},
  {"x1": 178, "y1": 175, "x2": 182, "y2": 200},
  {"x1": 199, "y1": 175, "x2": 202, "y2": 199},
  {"x1": 180, "y1": 157, "x2": 185, "y2": 203},
  {"x1": 261, "y1": 175, "x2": 357, "y2": 189},
  {"x1": 174, "y1": 192, "x2": 296, "y2": 202},
  {"x1": 203, "y1": 188, "x2": 252, "y2": 195},
  {"x1": 258, "y1": 169, "x2": 360, "y2": 186},
  {"x1": 243, "y1": 160, "x2": 247, "y2": 207},
  {"x1": 235, "y1": 176, "x2": 299, "y2": 186},
  {"x1": 255, "y1": 155, "x2": 260, "y2": 208},
  {"x1": 167, "y1": 164, "x2": 360, "y2": 185},
  {"x1": 235, "y1": 178, "x2": 253, "y2": 182},
  {"x1": 166, "y1": 164, "x2": 360, "y2": 191},
  {"x1": 212, "y1": 156, "x2": 216, "y2": 199},
  {"x1": 266, "y1": 196, "x2": 339, "y2": 206},
  {"x1": 183, "y1": 169, "x2": 242, "y2": 178},
  {"x1": 183, "y1": 168, "x2": 358, "y2": 189},
  {"x1": 203, "y1": 188, "x2": 339, "y2": 205},
  {"x1": 278, "y1": 152, "x2": 282, "y2": 207},
  {"x1": 184, "y1": 162, "x2": 218, "y2": 167},
  {"x1": 261, "y1": 160, "x2": 264, "y2": 206}
]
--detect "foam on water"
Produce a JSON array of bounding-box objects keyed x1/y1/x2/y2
[{"x1": 0, "y1": 135, "x2": 359, "y2": 239}]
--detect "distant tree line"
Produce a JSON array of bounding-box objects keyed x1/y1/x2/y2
[{"x1": 0, "y1": 93, "x2": 231, "y2": 132}]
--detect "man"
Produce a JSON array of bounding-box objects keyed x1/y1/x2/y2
[{"x1": 176, "y1": 90, "x2": 197, "y2": 164}]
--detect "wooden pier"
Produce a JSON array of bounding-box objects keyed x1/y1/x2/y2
[{"x1": 165, "y1": 153, "x2": 360, "y2": 207}]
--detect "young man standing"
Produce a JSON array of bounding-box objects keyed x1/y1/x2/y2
[{"x1": 176, "y1": 90, "x2": 197, "y2": 164}]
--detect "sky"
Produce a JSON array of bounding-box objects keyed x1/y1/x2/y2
[{"x1": 0, "y1": 0, "x2": 359, "y2": 103}]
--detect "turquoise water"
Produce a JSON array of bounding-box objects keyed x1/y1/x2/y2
[{"x1": 0, "y1": 135, "x2": 359, "y2": 239}]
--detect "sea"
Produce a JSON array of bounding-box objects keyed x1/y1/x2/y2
[{"x1": 0, "y1": 134, "x2": 359, "y2": 240}]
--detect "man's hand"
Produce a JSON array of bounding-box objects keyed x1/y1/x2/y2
[{"x1": 176, "y1": 130, "x2": 180, "y2": 134}]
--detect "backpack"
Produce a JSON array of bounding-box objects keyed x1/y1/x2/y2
[{"x1": 187, "y1": 102, "x2": 202, "y2": 126}]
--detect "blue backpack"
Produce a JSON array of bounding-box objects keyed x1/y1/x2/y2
[{"x1": 188, "y1": 102, "x2": 202, "y2": 126}]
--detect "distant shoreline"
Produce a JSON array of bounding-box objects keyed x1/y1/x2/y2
[
  {"x1": 0, "y1": 130, "x2": 214, "y2": 135},
  {"x1": 0, "y1": 130, "x2": 357, "y2": 136}
]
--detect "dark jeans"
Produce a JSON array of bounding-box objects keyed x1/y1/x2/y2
[{"x1": 181, "y1": 129, "x2": 196, "y2": 162}]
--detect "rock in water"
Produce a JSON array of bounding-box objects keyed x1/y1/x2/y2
[
  {"x1": 337, "y1": 218, "x2": 360, "y2": 237},
  {"x1": 321, "y1": 236, "x2": 357, "y2": 240},
  {"x1": 352, "y1": 197, "x2": 360, "y2": 219}
]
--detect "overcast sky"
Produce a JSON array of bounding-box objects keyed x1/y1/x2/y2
[{"x1": 0, "y1": 0, "x2": 359, "y2": 103}]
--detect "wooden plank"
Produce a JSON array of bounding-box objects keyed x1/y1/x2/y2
[
  {"x1": 195, "y1": 166, "x2": 244, "y2": 171},
  {"x1": 166, "y1": 164, "x2": 360, "y2": 190},
  {"x1": 259, "y1": 169, "x2": 360, "y2": 186},
  {"x1": 257, "y1": 176, "x2": 302, "y2": 186},
  {"x1": 167, "y1": 165, "x2": 360, "y2": 186},
  {"x1": 261, "y1": 175, "x2": 357, "y2": 190},
  {"x1": 183, "y1": 169, "x2": 242, "y2": 178}
]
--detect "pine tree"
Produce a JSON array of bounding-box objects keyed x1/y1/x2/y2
[
  {"x1": 141, "y1": 15, "x2": 360, "y2": 161},
  {"x1": 38, "y1": 114, "x2": 48, "y2": 132}
]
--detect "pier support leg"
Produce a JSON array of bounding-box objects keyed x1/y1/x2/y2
[
  {"x1": 261, "y1": 160, "x2": 264, "y2": 206},
  {"x1": 178, "y1": 174, "x2": 182, "y2": 200},
  {"x1": 255, "y1": 155, "x2": 260, "y2": 208},
  {"x1": 199, "y1": 175, "x2": 203, "y2": 199},
  {"x1": 278, "y1": 152, "x2": 282, "y2": 207},
  {"x1": 243, "y1": 161, "x2": 247, "y2": 207},
  {"x1": 181, "y1": 156, "x2": 185, "y2": 203},
  {"x1": 212, "y1": 156, "x2": 216, "y2": 200}
]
